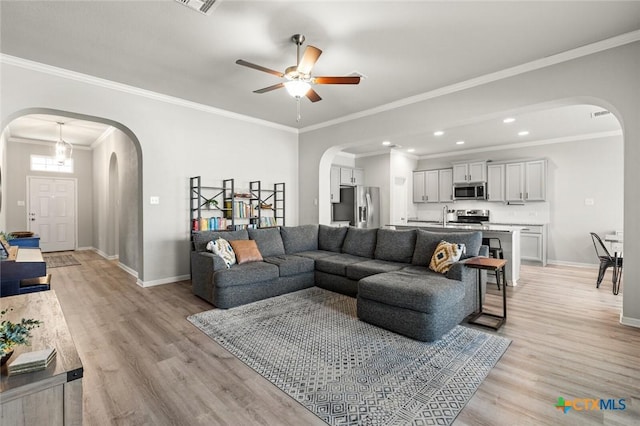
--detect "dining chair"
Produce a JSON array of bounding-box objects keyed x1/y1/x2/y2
[{"x1": 590, "y1": 232, "x2": 623, "y2": 294}]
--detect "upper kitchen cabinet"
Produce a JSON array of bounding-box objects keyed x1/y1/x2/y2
[
  {"x1": 505, "y1": 159, "x2": 546, "y2": 202},
  {"x1": 340, "y1": 167, "x2": 364, "y2": 186},
  {"x1": 438, "y1": 168, "x2": 453, "y2": 202},
  {"x1": 486, "y1": 164, "x2": 505, "y2": 202},
  {"x1": 452, "y1": 161, "x2": 486, "y2": 184},
  {"x1": 330, "y1": 166, "x2": 341, "y2": 203},
  {"x1": 413, "y1": 169, "x2": 451, "y2": 203}
]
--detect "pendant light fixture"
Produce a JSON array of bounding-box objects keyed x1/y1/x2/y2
[{"x1": 55, "y1": 122, "x2": 73, "y2": 165}]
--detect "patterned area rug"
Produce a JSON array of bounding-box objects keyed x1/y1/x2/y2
[
  {"x1": 188, "y1": 287, "x2": 511, "y2": 425},
  {"x1": 43, "y1": 253, "x2": 81, "y2": 268}
]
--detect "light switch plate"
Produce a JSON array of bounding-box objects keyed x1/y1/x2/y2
[
  {"x1": 584, "y1": 198, "x2": 595, "y2": 206},
  {"x1": 150, "y1": 196, "x2": 160, "y2": 205}
]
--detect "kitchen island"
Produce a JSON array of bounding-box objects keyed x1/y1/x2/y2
[{"x1": 392, "y1": 221, "x2": 522, "y2": 286}]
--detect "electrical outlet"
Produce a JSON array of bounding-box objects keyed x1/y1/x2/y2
[
  {"x1": 17, "y1": 200, "x2": 25, "y2": 206},
  {"x1": 585, "y1": 198, "x2": 595, "y2": 206},
  {"x1": 150, "y1": 196, "x2": 160, "y2": 205}
]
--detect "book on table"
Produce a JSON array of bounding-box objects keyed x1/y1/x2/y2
[{"x1": 7, "y1": 347, "x2": 57, "y2": 375}]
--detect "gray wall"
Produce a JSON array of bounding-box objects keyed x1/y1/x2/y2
[
  {"x1": 414, "y1": 134, "x2": 623, "y2": 265},
  {"x1": 4, "y1": 140, "x2": 93, "y2": 248},
  {"x1": 299, "y1": 42, "x2": 640, "y2": 326},
  {"x1": 92, "y1": 128, "x2": 140, "y2": 273}
]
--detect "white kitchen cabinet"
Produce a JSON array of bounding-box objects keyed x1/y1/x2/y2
[
  {"x1": 520, "y1": 224, "x2": 547, "y2": 265},
  {"x1": 330, "y1": 166, "x2": 341, "y2": 203},
  {"x1": 452, "y1": 161, "x2": 486, "y2": 183},
  {"x1": 414, "y1": 169, "x2": 451, "y2": 203},
  {"x1": 339, "y1": 167, "x2": 364, "y2": 186},
  {"x1": 486, "y1": 164, "x2": 505, "y2": 202},
  {"x1": 505, "y1": 160, "x2": 546, "y2": 202},
  {"x1": 438, "y1": 168, "x2": 453, "y2": 202}
]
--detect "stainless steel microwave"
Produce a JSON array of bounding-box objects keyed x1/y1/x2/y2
[{"x1": 453, "y1": 183, "x2": 486, "y2": 200}]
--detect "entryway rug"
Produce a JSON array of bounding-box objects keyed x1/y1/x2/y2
[
  {"x1": 188, "y1": 287, "x2": 511, "y2": 425},
  {"x1": 43, "y1": 253, "x2": 81, "y2": 268}
]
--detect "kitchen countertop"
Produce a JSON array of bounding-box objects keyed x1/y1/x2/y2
[{"x1": 395, "y1": 222, "x2": 525, "y2": 233}]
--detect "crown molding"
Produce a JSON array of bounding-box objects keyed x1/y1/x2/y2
[
  {"x1": 0, "y1": 54, "x2": 298, "y2": 135},
  {"x1": 416, "y1": 130, "x2": 623, "y2": 160},
  {"x1": 300, "y1": 30, "x2": 640, "y2": 134},
  {"x1": 8, "y1": 136, "x2": 92, "y2": 150},
  {"x1": 90, "y1": 127, "x2": 116, "y2": 149}
]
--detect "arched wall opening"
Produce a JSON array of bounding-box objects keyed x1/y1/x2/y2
[{"x1": 0, "y1": 107, "x2": 144, "y2": 279}]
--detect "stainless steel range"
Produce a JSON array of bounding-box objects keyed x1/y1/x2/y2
[{"x1": 450, "y1": 209, "x2": 490, "y2": 224}]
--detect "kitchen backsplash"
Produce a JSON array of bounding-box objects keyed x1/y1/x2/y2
[{"x1": 411, "y1": 201, "x2": 550, "y2": 224}]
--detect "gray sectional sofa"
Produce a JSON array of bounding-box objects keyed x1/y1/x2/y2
[{"x1": 191, "y1": 225, "x2": 488, "y2": 341}]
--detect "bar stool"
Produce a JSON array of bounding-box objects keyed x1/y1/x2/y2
[{"x1": 482, "y1": 238, "x2": 503, "y2": 289}]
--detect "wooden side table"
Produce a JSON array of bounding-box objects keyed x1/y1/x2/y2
[{"x1": 465, "y1": 256, "x2": 508, "y2": 330}]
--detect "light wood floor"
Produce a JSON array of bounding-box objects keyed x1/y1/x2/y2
[{"x1": 48, "y1": 251, "x2": 640, "y2": 425}]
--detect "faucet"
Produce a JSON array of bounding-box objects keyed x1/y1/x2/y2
[{"x1": 443, "y1": 205, "x2": 449, "y2": 227}]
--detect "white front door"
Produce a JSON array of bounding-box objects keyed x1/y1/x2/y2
[{"x1": 28, "y1": 177, "x2": 76, "y2": 252}]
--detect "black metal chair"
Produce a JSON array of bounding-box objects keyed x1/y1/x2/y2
[
  {"x1": 590, "y1": 232, "x2": 623, "y2": 295},
  {"x1": 482, "y1": 237, "x2": 503, "y2": 290}
]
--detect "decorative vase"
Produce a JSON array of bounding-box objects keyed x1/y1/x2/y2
[{"x1": 1, "y1": 349, "x2": 14, "y2": 366}]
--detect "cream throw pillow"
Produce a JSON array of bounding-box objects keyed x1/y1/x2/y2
[
  {"x1": 207, "y1": 238, "x2": 236, "y2": 268},
  {"x1": 429, "y1": 240, "x2": 465, "y2": 274}
]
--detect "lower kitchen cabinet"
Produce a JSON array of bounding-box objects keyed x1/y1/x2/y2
[{"x1": 520, "y1": 224, "x2": 547, "y2": 265}]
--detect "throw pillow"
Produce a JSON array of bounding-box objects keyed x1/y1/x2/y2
[
  {"x1": 229, "y1": 239, "x2": 263, "y2": 264},
  {"x1": 207, "y1": 238, "x2": 236, "y2": 268},
  {"x1": 429, "y1": 240, "x2": 465, "y2": 274}
]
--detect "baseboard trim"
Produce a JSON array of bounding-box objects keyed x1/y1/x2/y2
[
  {"x1": 620, "y1": 315, "x2": 640, "y2": 328},
  {"x1": 547, "y1": 260, "x2": 597, "y2": 268},
  {"x1": 118, "y1": 262, "x2": 138, "y2": 279},
  {"x1": 137, "y1": 275, "x2": 190, "y2": 288},
  {"x1": 92, "y1": 247, "x2": 118, "y2": 261}
]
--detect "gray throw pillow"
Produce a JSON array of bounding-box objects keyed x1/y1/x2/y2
[
  {"x1": 318, "y1": 225, "x2": 348, "y2": 252},
  {"x1": 280, "y1": 225, "x2": 319, "y2": 254},
  {"x1": 342, "y1": 227, "x2": 377, "y2": 258},
  {"x1": 374, "y1": 228, "x2": 417, "y2": 263},
  {"x1": 411, "y1": 229, "x2": 482, "y2": 266},
  {"x1": 248, "y1": 228, "x2": 285, "y2": 257}
]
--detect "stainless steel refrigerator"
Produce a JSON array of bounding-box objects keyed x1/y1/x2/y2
[{"x1": 332, "y1": 186, "x2": 380, "y2": 228}]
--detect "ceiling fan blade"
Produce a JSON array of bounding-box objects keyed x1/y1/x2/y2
[
  {"x1": 313, "y1": 76, "x2": 361, "y2": 85},
  {"x1": 254, "y1": 83, "x2": 285, "y2": 94},
  {"x1": 236, "y1": 59, "x2": 284, "y2": 77},
  {"x1": 306, "y1": 88, "x2": 322, "y2": 103},
  {"x1": 297, "y1": 46, "x2": 322, "y2": 75}
]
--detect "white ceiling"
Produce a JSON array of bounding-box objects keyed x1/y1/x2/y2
[
  {"x1": 1, "y1": 1, "x2": 637, "y2": 153},
  {"x1": 6, "y1": 115, "x2": 113, "y2": 147}
]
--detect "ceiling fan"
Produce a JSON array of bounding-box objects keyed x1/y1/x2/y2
[{"x1": 236, "y1": 34, "x2": 360, "y2": 120}]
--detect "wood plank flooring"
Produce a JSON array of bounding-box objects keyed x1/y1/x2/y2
[{"x1": 47, "y1": 251, "x2": 639, "y2": 425}]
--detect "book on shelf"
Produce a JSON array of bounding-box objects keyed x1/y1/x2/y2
[{"x1": 8, "y1": 347, "x2": 57, "y2": 376}]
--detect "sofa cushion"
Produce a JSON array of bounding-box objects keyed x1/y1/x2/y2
[
  {"x1": 358, "y1": 270, "x2": 465, "y2": 313},
  {"x1": 342, "y1": 227, "x2": 377, "y2": 258},
  {"x1": 315, "y1": 254, "x2": 370, "y2": 276},
  {"x1": 229, "y1": 240, "x2": 263, "y2": 264},
  {"x1": 374, "y1": 228, "x2": 416, "y2": 263},
  {"x1": 429, "y1": 241, "x2": 464, "y2": 274},
  {"x1": 411, "y1": 230, "x2": 482, "y2": 266},
  {"x1": 295, "y1": 250, "x2": 338, "y2": 260},
  {"x1": 193, "y1": 229, "x2": 248, "y2": 252},
  {"x1": 214, "y1": 262, "x2": 279, "y2": 288},
  {"x1": 264, "y1": 255, "x2": 315, "y2": 277},
  {"x1": 248, "y1": 228, "x2": 286, "y2": 257},
  {"x1": 345, "y1": 259, "x2": 406, "y2": 281},
  {"x1": 280, "y1": 225, "x2": 318, "y2": 254},
  {"x1": 318, "y1": 225, "x2": 348, "y2": 252}
]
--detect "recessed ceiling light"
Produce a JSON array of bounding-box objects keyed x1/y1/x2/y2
[
  {"x1": 382, "y1": 141, "x2": 391, "y2": 146},
  {"x1": 503, "y1": 118, "x2": 516, "y2": 123},
  {"x1": 456, "y1": 141, "x2": 465, "y2": 145},
  {"x1": 433, "y1": 131, "x2": 444, "y2": 136},
  {"x1": 518, "y1": 130, "x2": 530, "y2": 136},
  {"x1": 407, "y1": 148, "x2": 415, "y2": 153}
]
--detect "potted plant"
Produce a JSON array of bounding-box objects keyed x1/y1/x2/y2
[
  {"x1": 0, "y1": 308, "x2": 42, "y2": 365},
  {"x1": 205, "y1": 198, "x2": 218, "y2": 209}
]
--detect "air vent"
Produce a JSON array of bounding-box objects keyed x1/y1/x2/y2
[
  {"x1": 590, "y1": 110, "x2": 611, "y2": 118},
  {"x1": 174, "y1": 0, "x2": 220, "y2": 16}
]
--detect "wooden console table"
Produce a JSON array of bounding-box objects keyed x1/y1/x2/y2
[
  {"x1": 0, "y1": 291, "x2": 83, "y2": 425},
  {"x1": 465, "y1": 256, "x2": 508, "y2": 330}
]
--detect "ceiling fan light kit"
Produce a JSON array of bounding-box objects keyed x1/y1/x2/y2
[{"x1": 236, "y1": 34, "x2": 360, "y2": 122}]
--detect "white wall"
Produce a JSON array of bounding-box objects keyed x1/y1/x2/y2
[
  {"x1": 0, "y1": 132, "x2": 7, "y2": 232},
  {"x1": 299, "y1": 42, "x2": 640, "y2": 325},
  {"x1": 1, "y1": 60, "x2": 299, "y2": 285},
  {"x1": 390, "y1": 151, "x2": 419, "y2": 222}
]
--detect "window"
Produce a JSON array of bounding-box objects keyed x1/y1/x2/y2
[{"x1": 30, "y1": 155, "x2": 74, "y2": 173}]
